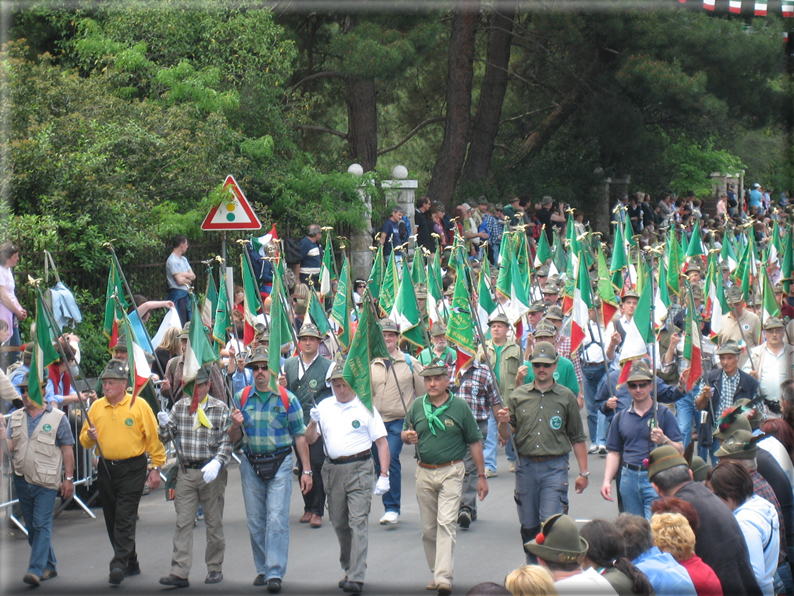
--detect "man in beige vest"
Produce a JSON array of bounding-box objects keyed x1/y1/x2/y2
[{"x1": 1, "y1": 373, "x2": 75, "y2": 587}]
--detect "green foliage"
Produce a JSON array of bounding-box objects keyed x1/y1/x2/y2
[{"x1": 661, "y1": 134, "x2": 746, "y2": 197}]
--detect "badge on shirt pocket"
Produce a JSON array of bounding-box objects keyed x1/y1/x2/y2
[{"x1": 550, "y1": 415, "x2": 562, "y2": 430}]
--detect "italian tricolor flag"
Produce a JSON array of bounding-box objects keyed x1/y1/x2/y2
[
  {"x1": 784, "y1": 0, "x2": 793, "y2": 16},
  {"x1": 683, "y1": 294, "x2": 702, "y2": 392},
  {"x1": 730, "y1": 0, "x2": 742, "y2": 12},
  {"x1": 121, "y1": 309, "x2": 152, "y2": 407},
  {"x1": 754, "y1": 1, "x2": 767, "y2": 15},
  {"x1": 571, "y1": 256, "x2": 591, "y2": 355},
  {"x1": 704, "y1": 0, "x2": 715, "y2": 10}
]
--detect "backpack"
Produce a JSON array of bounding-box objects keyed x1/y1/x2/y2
[
  {"x1": 283, "y1": 238, "x2": 303, "y2": 265},
  {"x1": 240, "y1": 384, "x2": 291, "y2": 411}
]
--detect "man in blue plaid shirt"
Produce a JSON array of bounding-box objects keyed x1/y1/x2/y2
[
  {"x1": 450, "y1": 358, "x2": 502, "y2": 529},
  {"x1": 228, "y1": 347, "x2": 312, "y2": 594}
]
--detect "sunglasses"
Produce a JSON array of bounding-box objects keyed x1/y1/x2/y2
[
  {"x1": 532, "y1": 362, "x2": 553, "y2": 369},
  {"x1": 249, "y1": 365, "x2": 268, "y2": 372},
  {"x1": 628, "y1": 381, "x2": 651, "y2": 390}
]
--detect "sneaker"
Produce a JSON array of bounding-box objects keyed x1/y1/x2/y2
[
  {"x1": 109, "y1": 567, "x2": 125, "y2": 585},
  {"x1": 379, "y1": 511, "x2": 400, "y2": 525},
  {"x1": 267, "y1": 577, "x2": 282, "y2": 593},
  {"x1": 253, "y1": 574, "x2": 266, "y2": 586},
  {"x1": 588, "y1": 444, "x2": 599, "y2": 454},
  {"x1": 598, "y1": 445, "x2": 608, "y2": 455},
  {"x1": 509, "y1": 462, "x2": 515, "y2": 473},
  {"x1": 23, "y1": 573, "x2": 40, "y2": 587},
  {"x1": 41, "y1": 569, "x2": 58, "y2": 581},
  {"x1": 485, "y1": 468, "x2": 497, "y2": 478},
  {"x1": 458, "y1": 510, "x2": 472, "y2": 529},
  {"x1": 342, "y1": 580, "x2": 364, "y2": 594},
  {"x1": 159, "y1": 574, "x2": 189, "y2": 588}
]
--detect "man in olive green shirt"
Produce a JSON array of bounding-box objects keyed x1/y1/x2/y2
[
  {"x1": 402, "y1": 359, "x2": 487, "y2": 596},
  {"x1": 418, "y1": 323, "x2": 456, "y2": 368},
  {"x1": 516, "y1": 323, "x2": 580, "y2": 396},
  {"x1": 496, "y1": 342, "x2": 589, "y2": 564}
]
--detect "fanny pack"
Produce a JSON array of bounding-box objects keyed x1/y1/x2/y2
[{"x1": 246, "y1": 447, "x2": 291, "y2": 481}]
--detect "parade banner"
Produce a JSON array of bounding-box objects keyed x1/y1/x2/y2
[
  {"x1": 29, "y1": 294, "x2": 59, "y2": 408},
  {"x1": 103, "y1": 259, "x2": 129, "y2": 348},
  {"x1": 343, "y1": 296, "x2": 390, "y2": 413}
]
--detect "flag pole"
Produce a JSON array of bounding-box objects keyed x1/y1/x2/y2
[
  {"x1": 237, "y1": 239, "x2": 271, "y2": 333},
  {"x1": 644, "y1": 247, "x2": 659, "y2": 425},
  {"x1": 103, "y1": 244, "x2": 168, "y2": 382},
  {"x1": 460, "y1": 263, "x2": 522, "y2": 472},
  {"x1": 31, "y1": 281, "x2": 110, "y2": 477},
  {"x1": 307, "y1": 278, "x2": 343, "y2": 356}
]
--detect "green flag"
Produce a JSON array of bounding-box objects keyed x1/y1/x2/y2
[
  {"x1": 103, "y1": 258, "x2": 129, "y2": 347},
  {"x1": 666, "y1": 226, "x2": 682, "y2": 297},
  {"x1": 319, "y1": 233, "x2": 337, "y2": 298},
  {"x1": 446, "y1": 270, "x2": 477, "y2": 376},
  {"x1": 409, "y1": 251, "x2": 427, "y2": 287},
  {"x1": 597, "y1": 245, "x2": 619, "y2": 324},
  {"x1": 686, "y1": 220, "x2": 704, "y2": 258},
  {"x1": 783, "y1": 229, "x2": 793, "y2": 294},
  {"x1": 552, "y1": 228, "x2": 567, "y2": 274},
  {"x1": 30, "y1": 294, "x2": 60, "y2": 408},
  {"x1": 330, "y1": 256, "x2": 353, "y2": 351},
  {"x1": 307, "y1": 288, "x2": 330, "y2": 336},
  {"x1": 184, "y1": 299, "x2": 219, "y2": 412},
  {"x1": 379, "y1": 252, "x2": 399, "y2": 317},
  {"x1": 762, "y1": 270, "x2": 781, "y2": 324},
  {"x1": 268, "y1": 273, "x2": 292, "y2": 394},
  {"x1": 536, "y1": 226, "x2": 552, "y2": 265},
  {"x1": 343, "y1": 296, "x2": 390, "y2": 412},
  {"x1": 391, "y1": 267, "x2": 426, "y2": 350},
  {"x1": 201, "y1": 263, "x2": 219, "y2": 327},
  {"x1": 368, "y1": 245, "x2": 385, "y2": 302},
  {"x1": 212, "y1": 267, "x2": 232, "y2": 347},
  {"x1": 496, "y1": 232, "x2": 514, "y2": 299}
]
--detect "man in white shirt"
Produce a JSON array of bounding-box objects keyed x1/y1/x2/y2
[
  {"x1": 744, "y1": 317, "x2": 794, "y2": 416},
  {"x1": 165, "y1": 234, "x2": 196, "y2": 326},
  {"x1": 524, "y1": 513, "x2": 618, "y2": 595},
  {"x1": 305, "y1": 363, "x2": 390, "y2": 595}
]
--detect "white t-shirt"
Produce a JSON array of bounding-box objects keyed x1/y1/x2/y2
[
  {"x1": 166, "y1": 252, "x2": 191, "y2": 290},
  {"x1": 316, "y1": 395, "x2": 387, "y2": 459},
  {"x1": 554, "y1": 567, "x2": 619, "y2": 596},
  {"x1": 0, "y1": 265, "x2": 16, "y2": 330}
]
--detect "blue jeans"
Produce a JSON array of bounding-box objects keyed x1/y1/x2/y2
[
  {"x1": 484, "y1": 413, "x2": 498, "y2": 471},
  {"x1": 676, "y1": 390, "x2": 698, "y2": 450},
  {"x1": 582, "y1": 364, "x2": 608, "y2": 446},
  {"x1": 699, "y1": 436, "x2": 721, "y2": 465},
  {"x1": 239, "y1": 453, "x2": 294, "y2": 580},
  {"x1": 619, "y1": 466, "x2": 659, "y2": 520},
  {"x1": 167, "y1": 288, "x2": 191, "y2": 326},
  {"x1": 373, "y1": 419, "x2": 403, "y2": 514},
  {"x1": 505, "y1": 433, "x2": 516, "y2": 463},
  {"x1": 14, "y1": 476, "x2": 58, "y2": 577}
]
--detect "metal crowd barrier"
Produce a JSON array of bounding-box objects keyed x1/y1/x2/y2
[{"x1": 55, "y1": 405, "x2": 96, "y2": 519}]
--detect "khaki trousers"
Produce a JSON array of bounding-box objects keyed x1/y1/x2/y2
[
  {"x1": 322, "y1": 457, "x2": 375, "y2": 583},
  {"x1": 415, "y1": 461, "x2": 465, "y2": 586},
  {"x1": 170, "y1": 466, "x2": 228, "y2": 578}
]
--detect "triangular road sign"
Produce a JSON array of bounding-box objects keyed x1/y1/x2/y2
[{"x1": 201, "y1": 175, "x2": 262, "y2": 231}]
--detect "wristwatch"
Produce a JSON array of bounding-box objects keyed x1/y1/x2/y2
[
  {"x1": 578, "y1": 471, "x2": 590, "y2": 478},
  {"x1": 65, "y1": 476, "x2": 74, "y2": 481},
  {"x1": 302, "y1": 470, "x2": 314, "y2": 476}
]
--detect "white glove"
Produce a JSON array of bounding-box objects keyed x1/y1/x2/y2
[
  {"x1": 310, "y1": 407, "x2": 321, "y2": 423},
  {"x1": 373, "y1": 475, "x2": 390, "y2": 496},
  {"x1": 201, "y1": 459, "x2": 222, "y2": 484},
  {"x1": 157, "y1": 411, "x2": 170, "y2": 427}
]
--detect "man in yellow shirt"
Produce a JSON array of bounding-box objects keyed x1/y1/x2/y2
[{"x1": 80, "y1": 359, "x2": 165, "y2": 585}]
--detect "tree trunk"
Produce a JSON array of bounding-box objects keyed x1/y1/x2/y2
[
  {"x1": 345, "y1": 75, "x2": 378, "y2": 172},
  {"x1": 459, "y1": 0, "x2": 516, "y2": 187},
  {"x1": 427, "y1": 2, "x2": 480, "y2": 206}
]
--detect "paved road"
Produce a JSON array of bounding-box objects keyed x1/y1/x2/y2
[{"x1": 0, "y1": 414, "x2": 619, "y2": 595}]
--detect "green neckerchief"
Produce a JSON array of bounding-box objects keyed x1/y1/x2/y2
[{"x1": 423, "y1": 392, "x2": 453, "y2": 435}]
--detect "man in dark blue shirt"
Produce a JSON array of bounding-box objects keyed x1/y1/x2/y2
[
  {"x1": 380, "y1": 207, "x2": 405, "y2": 261},
  {"x1": 296, "y1": 224, "x2": 323, "y2": 285},
  {"x1": 600, "y1": 360, "x2": 684, "y2": 519}
]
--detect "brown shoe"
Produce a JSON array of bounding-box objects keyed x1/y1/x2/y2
[
  {"x1": 437, "y1": 583, "x2": 452, "y2": 596},
  {"x1": 299, "y1": 511, "x2": 312, "y2": 523},
  {"x1": 310, "y1": 514, "x2": 322, "y2": 528},
  {"x1": 426, "y1": 581, "x2": 436, "y2": 590}
]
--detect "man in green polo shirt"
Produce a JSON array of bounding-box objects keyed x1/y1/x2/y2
[
  {"x1": 496, "y1": 341, "x2": 589, "y2": 564},
  {"x1": 402, "y1": 359, "x2": 488, "y2": 596}
]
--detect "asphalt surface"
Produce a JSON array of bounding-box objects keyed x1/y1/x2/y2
[{"x1": 0, "y1": 412, "x2": 618, "y2": 595}]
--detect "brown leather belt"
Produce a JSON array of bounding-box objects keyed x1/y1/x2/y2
[
  {"x1": 328, "y1": 450, "x2": 371, "y2": 465},
  {"x1": 417, "y1": 459, "x2": 463, "y2": 470},
  {"x1": 522, "y1": 454, "x2": 565, "y2": 463}
]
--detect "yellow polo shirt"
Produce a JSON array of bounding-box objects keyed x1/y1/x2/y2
[{"x1": 79, "y1": 391, "x2": 166, "y2": 466}]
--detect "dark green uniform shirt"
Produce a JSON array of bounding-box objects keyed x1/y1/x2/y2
[
  {"x1": 404, "y1": 391, "x2": 483, "y2": 465},
  {"x1": 506, "y1": 381, "x2": 586, "y2": 457}
]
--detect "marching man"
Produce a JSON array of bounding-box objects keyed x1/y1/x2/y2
[{"x1": 304, "y1": 362, "x2": 390, "y2": 595}]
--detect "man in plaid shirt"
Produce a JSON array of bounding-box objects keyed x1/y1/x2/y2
[
  {"x1": 157, "y1": 366, "x2": 232, "y2": 588},
  {"x1": 228, "y1": 347, "x2": 312, "y2": 594},
  {"x1": 450, "y1": 358, "x2": 502, "y2": 529}
]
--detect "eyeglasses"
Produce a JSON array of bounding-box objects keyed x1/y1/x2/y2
[
  {"x1": 628, "y1": 381, "x2": 651, "y2": 390},
  {"x1": 532, "y1": 362, "x2": 553, "y2": 369},
  {"x1": 249, "y1": 365, "x2": 268, "y2": 372}
]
